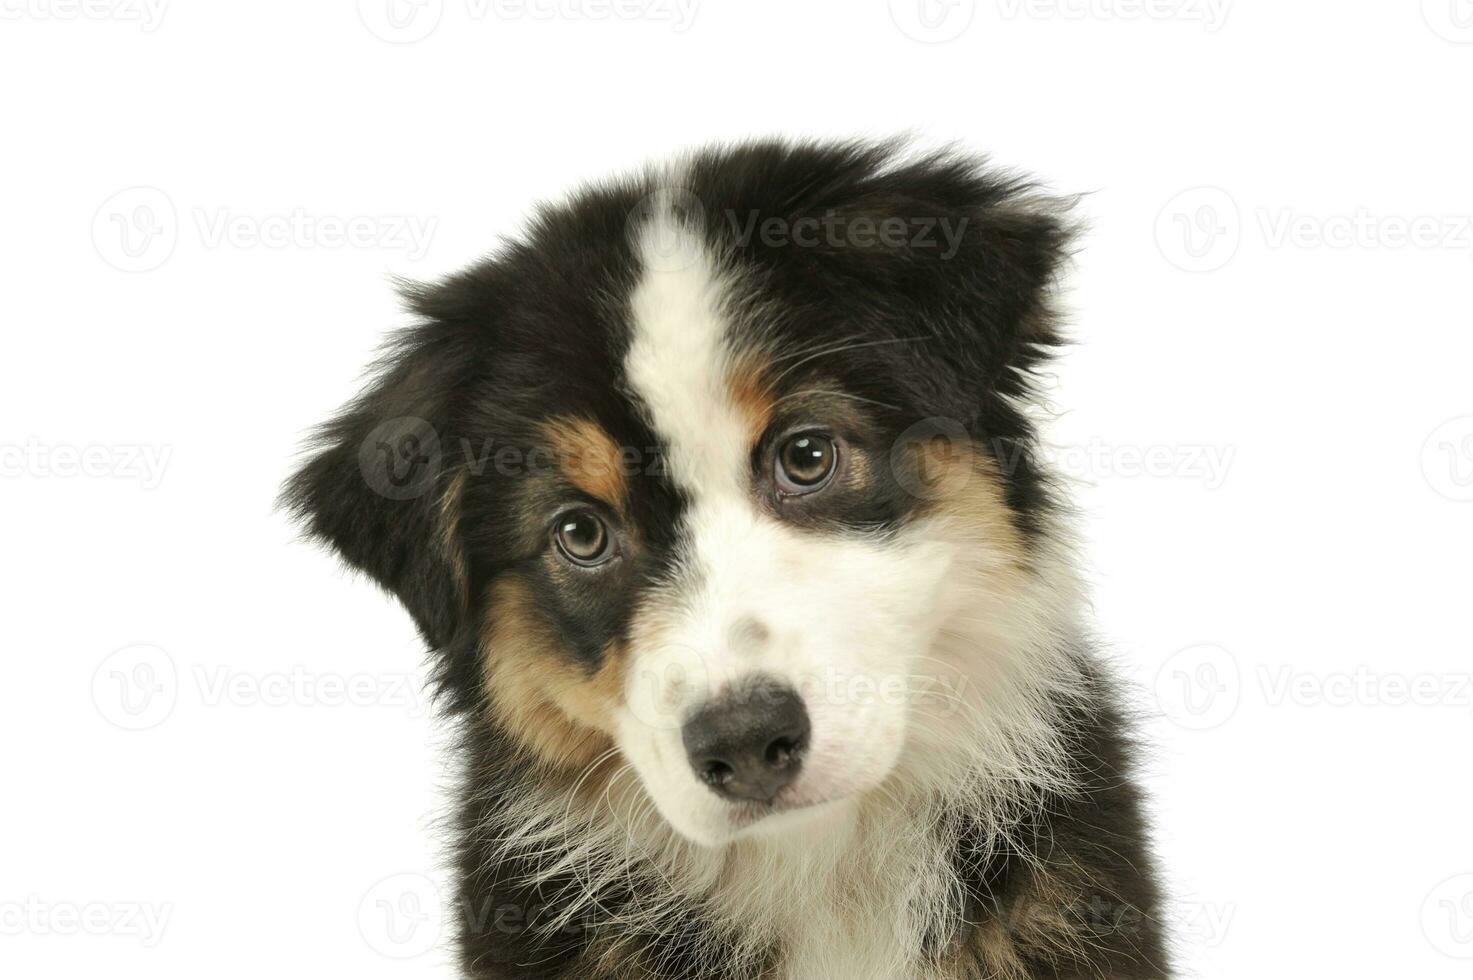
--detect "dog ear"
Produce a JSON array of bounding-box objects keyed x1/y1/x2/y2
[
  {"x1": 707, "y1": 140, "x2": 1075, "y2": 390},
  {"x1": 282, "y1": 321, "x2": 470, "y2": 650},
  {"x1": 958, "y1": 196, "x2": 1075, "y2": 382},
  {"x1": 860, "y1": 149, "x2": 1077, "y2": 385}
]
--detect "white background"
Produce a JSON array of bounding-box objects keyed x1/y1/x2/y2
[{"x1": 3, "y1": 2, "x2": 1471, "y2": 977}]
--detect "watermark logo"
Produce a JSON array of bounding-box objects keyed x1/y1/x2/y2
[
  {"x1": 92, "y1": 644, "x2": 179, "y2": 731},
  {"x1": 1161, "y1": 189, "x2": 1473, "y2": 271},
  {"x1": 1422, "y1": 0, "x2": 1473, "y2": 43},
  {"x1": 358, "y1": 872, "x2": 444, "y2": 958},
  {"x1": 1154, "y1": 643, "x2": 1240, "y2": 730},
  {"x1": 92, "y1": 647, "x2": 426, "y2": 727},
  {"x1": 1423, "y1": 874, "x2": 1473, "y2": 958},
  {"x1": 1155, "y1": 654, "x2": 1473, "y2": 728},
  {"x1": 890, "y1": 417, "x2": 975, "y2": 501},
  {"x1": 1155, "y1": 186, "x2": 1240, "y2": 273},
  {"x1": 1421, "y1": 416, "x2": 1473, "y2": 502},
  {"x1": 625, "y1": 653, "x2": 711, "y2": 731},
  {"x1": 357, "y1": 0, "x2": 444, "y2": 42},
  {"x1": 359, "y1": 416, "x2": 443, "y2": 501},
  {"x1": 93, "y1": 186, "x2": 177, "y2": 273},
  {"x1": 93, "y1": 187, "x2": 438, "y2": 271},
  {"x1": 890, "y1": 0, "x2": 976, "y2": 43}
]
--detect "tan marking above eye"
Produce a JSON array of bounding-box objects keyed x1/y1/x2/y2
[
  {"x1": 725, "y1": 350, "x2": 777, "y2": 446},
  {"x1": 539, "y1": 416, "x2": 628, "y2": 509}
]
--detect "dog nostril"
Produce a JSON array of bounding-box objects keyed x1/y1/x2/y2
[
  {"x1": 681, "y1": 678, "x2": 811, "y2": 804},
  {"x1": 699, "y1": 759, "x2": 735, "y2": 788},
  {"x1": 765, "y1": 736, "x2": 798, "y2": 768}
]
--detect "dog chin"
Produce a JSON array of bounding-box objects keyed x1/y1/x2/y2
[
  {"x1": 733, "y1": 795, "x2": 857, "y2": 843},
  {"x1": 662, "y1": 789, "x2": 862, "y2": 848}
]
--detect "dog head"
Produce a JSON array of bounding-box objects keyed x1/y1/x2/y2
[{"x1": 284, "y1": 139, "x2": 1077, "y2": 846}]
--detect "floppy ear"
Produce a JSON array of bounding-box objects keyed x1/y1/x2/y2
[{"x1": 282, "y1": 321, "x2": 470, "y2": 649}]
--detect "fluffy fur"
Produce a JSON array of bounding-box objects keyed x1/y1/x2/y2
[{"x1": 284, "y1": 138, "x2": 1169, "y2": 979}]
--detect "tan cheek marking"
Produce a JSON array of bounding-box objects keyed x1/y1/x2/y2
[
  {"x1": 479, "y1": 577, "x2": 626, "y2": 772},
  {"x1": 539, "y1": 416, "x2": 627, "y2": 510},
  {"x1": 915, "y1": 442, "x2": 1028, "y2": 564}
]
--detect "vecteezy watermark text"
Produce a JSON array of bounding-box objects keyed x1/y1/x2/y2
[
  {"x1": 1259, "y1": 665, "x2": 1473, "y2": 711},
  {"x1": 1157, "y1": 187, "x2": 1473, "y2": 272},
  {"x1": 92, "y1": 186, "x2": 438, "y2": 272},
  {"x1": 1155, "y1": 643, "x2": 1473, "y2": 731},
  {"x1": 193, "y1": 665, "x2": 425, "y2": 713},
  {"x1": 357, "y1": 0, "x2": 698, "y2": 43},
  {"x1": 0, "y1": 896, "x2": 173, "y2": 947},
  {"x1": 92, "y1": 644, "x2": 428, "y2": 731},
  {"x1": 1, "y1": 438, "x2": 171, "y2": 489},
  {"x1": 193, "y1": 208, "x2": 437, "y2": 260},
  {"x1": 0, "y1": 0, "x2": 167, "y2": 30},
  {"x1": 722, "y1": 210, "x2": 970, "y2": 260},
  {"x1": 358, "y1": 417, "x2": 1237, "y2": 504},
  {"x1": 1258, "y1": 208, "x2": 1473, "y2": 254},
  {"x1": 1039, "y1": 438, "x2": 1235, "y2": 489},
  {"x1": 996, "y1": 0, "x2": 1231, "y2": 32}
]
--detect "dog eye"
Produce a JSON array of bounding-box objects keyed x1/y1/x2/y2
[
  {"x1": 775, "y1": 433, "x2": 837, "y2": 494},
  {"x1": 553, "y1": 511, "x2": 615, "y2": 566}
]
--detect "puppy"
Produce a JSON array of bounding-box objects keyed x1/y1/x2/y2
[{"x1": 285, "y1": 138, "x2": 1169, "y2": 979}]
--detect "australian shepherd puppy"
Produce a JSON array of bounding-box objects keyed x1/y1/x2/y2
[{"x1": 285, "y1": 138, "x2": 1169, "y2": 979}]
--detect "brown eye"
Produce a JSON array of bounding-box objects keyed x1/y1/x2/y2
[
  {"x1": 553, "y1": 511, "x2": 614, "y2": 566},
  {"x1": 775, "y1": 432, "x2": 837, "y2": 494}
]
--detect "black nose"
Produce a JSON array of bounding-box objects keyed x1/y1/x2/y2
[{"x1": 681, "y1": 679, "x2": 810, "y2": 803}]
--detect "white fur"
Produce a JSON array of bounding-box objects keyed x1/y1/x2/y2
[{"x1": 479, "y1": 199, "x2": 1092, "y2": 979}]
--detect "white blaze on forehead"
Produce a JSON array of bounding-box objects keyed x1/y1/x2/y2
[{"x1": 625, "y1": 209, "x2": 751, "y2": 500}]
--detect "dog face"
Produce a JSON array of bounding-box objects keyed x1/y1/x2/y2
[{"x1": 285, "y1": 140, "x2": 1072, "y2": 847}]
